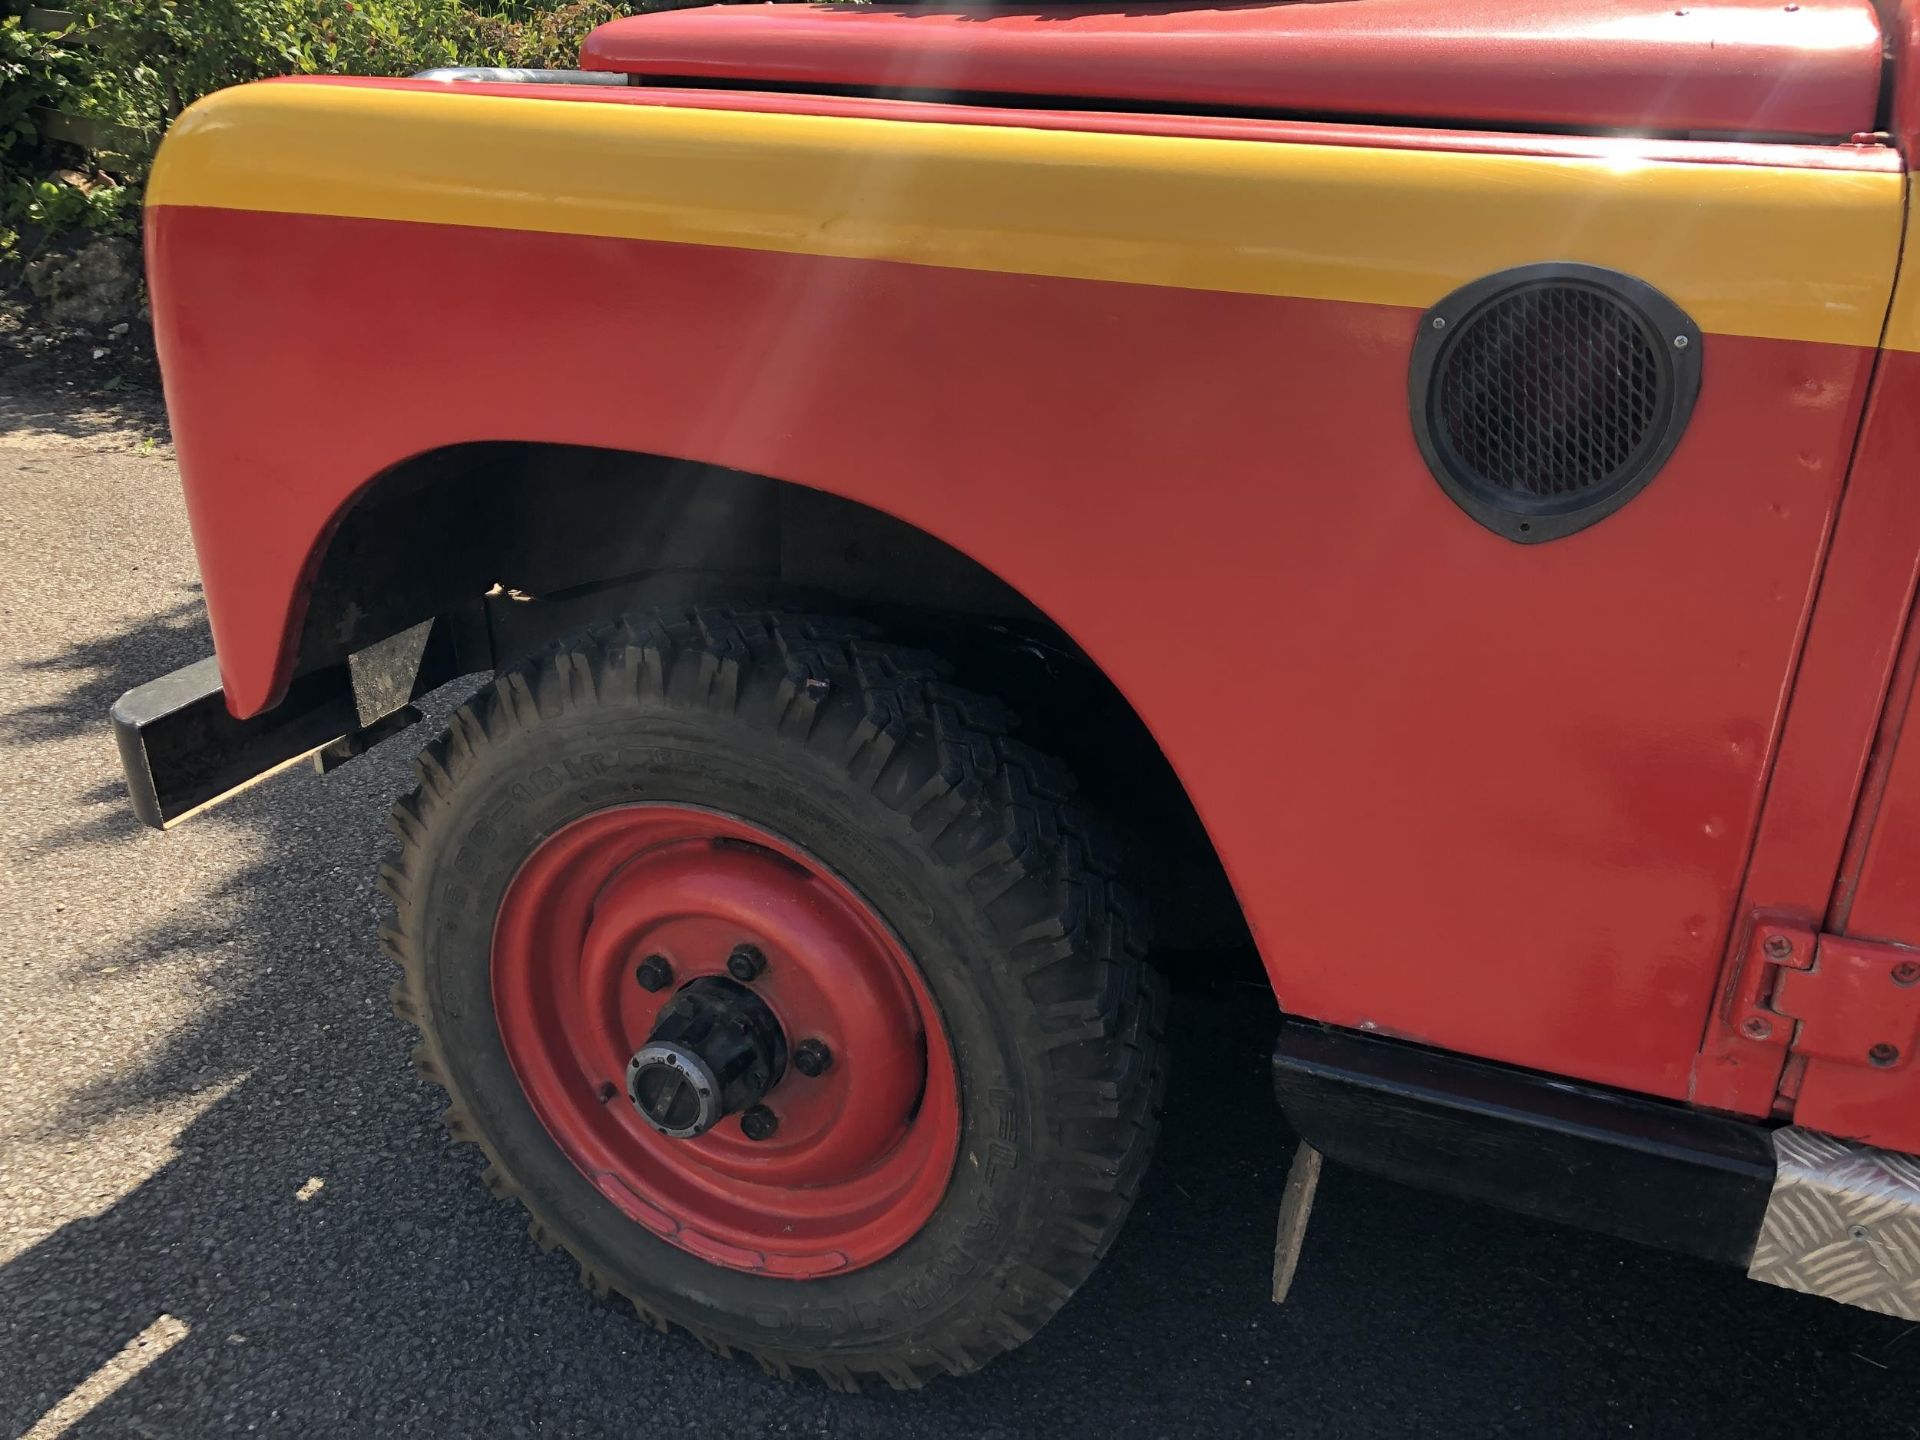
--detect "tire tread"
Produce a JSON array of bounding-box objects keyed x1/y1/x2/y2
[{"x1": 383, "y1": 606, "x2": 1168, "y2": 1388}]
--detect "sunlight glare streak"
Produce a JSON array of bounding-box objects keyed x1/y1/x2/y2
[{"x1": 24, "y1": 1314, "x2": 190, "y2": 1438}]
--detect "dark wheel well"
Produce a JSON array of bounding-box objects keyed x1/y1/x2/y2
[{"x1": 299, "y1": 442, "x2": 1245, "y2": 947}]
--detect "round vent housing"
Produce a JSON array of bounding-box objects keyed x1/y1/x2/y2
[{"x1": 1408, "y1": 263, "x2": 1702, "y2": 543}]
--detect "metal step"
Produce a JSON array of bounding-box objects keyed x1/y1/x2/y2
[{"x1": 1750, "y1": 1128, "x2": 1920, "y2": 1321}]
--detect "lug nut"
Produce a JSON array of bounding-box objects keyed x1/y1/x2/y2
[
  {"x1": 635, "y1": 955, "x2": 674, "y2": 993},
  {"x1": 727, "y1": 945, "x2": 767, "y2": 982},
  {"x1": 740, "y1": 1104, "x2": 779, "y2": 1140},
  {"x1": 793, "y1": 1039, "x2": 833, "y2": 1077}
]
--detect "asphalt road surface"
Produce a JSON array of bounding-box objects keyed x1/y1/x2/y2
[{"x1": 3, "y1": 387, "x2": 1917, "y2": 1439}]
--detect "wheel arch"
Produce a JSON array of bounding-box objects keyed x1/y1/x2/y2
[{"x1": 297, "y1": 440, "x2": 1248, "y2": 949}]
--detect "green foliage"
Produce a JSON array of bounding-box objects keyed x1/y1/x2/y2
[
  {"x1": 1, "y1": 12, "x2": 86, "y2": 165},
  {"x1": 5, "y1": 173, "x2": 137, "y2": 233},
  {"x1": 78, "y1": 0, "x2": 627, "y2": 147},
  {"x1": 1, "y1": 9, "x2": 133, "y2": 262},
  {"x1": 1, "y1": 0, "x2": 630, "y2": 261}
]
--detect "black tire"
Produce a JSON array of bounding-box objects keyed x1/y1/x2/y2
[{"x1": 382, "y1": 608, "x2": 1168, "y2": 1387}]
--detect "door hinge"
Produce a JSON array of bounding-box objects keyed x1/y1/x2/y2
[
  {"x1": 1726, "y1": 918, "x2": 1920, "y2": 1151},
  {"x1": 1766, "y1": 932, "x2": 1920, "y2": 1073}
]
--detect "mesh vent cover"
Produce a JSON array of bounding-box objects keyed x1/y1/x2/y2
[{"x1": 1409, "y1": 265, "x2": 1701, "y2": 543}]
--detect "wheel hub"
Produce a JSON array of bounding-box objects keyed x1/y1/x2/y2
[{"x1": 626, "y1": 977, "x2": 788, "y2": 1139}]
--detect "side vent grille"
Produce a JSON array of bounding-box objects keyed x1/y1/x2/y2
[{"x1": 1409, "y1": 264, "x2": 1701, "y2": 543}]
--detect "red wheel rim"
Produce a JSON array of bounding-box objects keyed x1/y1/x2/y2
[{"x1": 491, "y1": 805, "x2": 960, "y2": 1277}]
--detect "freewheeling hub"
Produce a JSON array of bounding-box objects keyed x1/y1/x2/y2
[{"x1": 626, "y1": 975, "x2": 789, "y2": 1139}]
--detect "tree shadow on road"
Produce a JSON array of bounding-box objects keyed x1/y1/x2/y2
[
  {"x1": 1, "y1": 600, "x2": 1916, "y2": 1440},
  {"x1": 1, "y1": 593, "x2": 205, "y2": 747},
  {"x1": 0, "y1": 388, "x2": 169, "y2": 455}
]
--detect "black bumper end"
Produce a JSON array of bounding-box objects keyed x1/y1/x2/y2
[
  {"x1": 112, "y1": 621, "x2": 460, "y2": 829},
  {"x1": 113, "y1": 659, "x2": 376, "y2": 829}
]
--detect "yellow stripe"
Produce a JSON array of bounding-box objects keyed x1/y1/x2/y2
[
  {"x1": 1878, "y1": 176, "x2": 1920, "y2": 353},
  {"x1": 149, "y1": 82, "x2": 1902, "y2": 348}
]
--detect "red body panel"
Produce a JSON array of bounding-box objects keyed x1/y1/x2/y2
[
  {"x1": 1845, "y1": 693, "x2": 1920, "y2": 947},
  {"x1": 581, "y1": 0, "x2": 1884, "y2": 140},
  {"x1": 1690, "y1": 351, "x2": 1920, "y2": 1113},
  {"x1": 1889, "y1": 0, "x2": 1920, "y2": 157},
  {"x1": 1824, "y1": 353, "x2": 1920, "y2": 961},
  {"x1": 150, "y1": 204, "x2": 1879, "y2": 1100}
]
